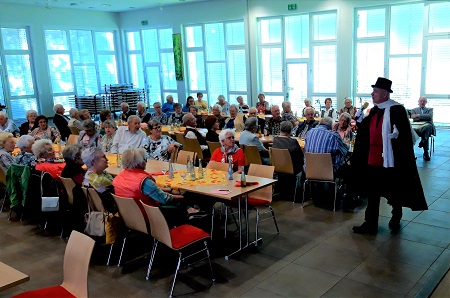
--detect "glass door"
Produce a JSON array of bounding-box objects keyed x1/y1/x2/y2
[{"x1": 286, "y1": 62, "x2": 308, "y2": 115}]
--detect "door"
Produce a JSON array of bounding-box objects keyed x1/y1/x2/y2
[{"x1": 286, "y1": 62, "x2": 308, "y2": 115}]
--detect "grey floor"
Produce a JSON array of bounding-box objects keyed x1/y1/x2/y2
[{"x1": 1, "y1": 130, "x2": 449, "y2": 297}]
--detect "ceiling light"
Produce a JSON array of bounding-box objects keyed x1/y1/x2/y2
[{"x1": 102, "y1": 3, "x2": 111, "y2": 7}]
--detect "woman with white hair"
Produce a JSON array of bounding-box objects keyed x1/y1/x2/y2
[
  {"x1": 217, "y1": 95, "x2": 230, "y2": 116},
  {"x1": 210, "y1": 129, "x2": 245, "y2": 173},
  {"x1": 61, "y1": 145, "x2": 85, "y2": 185},
  {"x1": 0, "y1": 132, "x2": 16, "y2": 172},
  {"x1": 78, "y1": 119, "x2": 101, "y2": 149},
  {"x1": 143, "y1": 120, "x2": 180, "y2": 162},
  {"x1": 32, "y1": 139, "x2": 65, "y2": 180},
  {"x1": 212, "y1": 104, "x2": 226, "y2": 129},
  {"x1": 68, "y1": 108, "x2": 82, "y2": 131},
  {"x1": 137, "y1": 101, "x2": 150, "y2": 123},
  {"x1": 101, "y1": 120, "x2": 117, "y2": 153},
  {"x1": 82, "y1": 147, "x2": 113, "y2": 193},
  {"x1": 14, "y1": 135, "x2": 37, "y2": 168},
  {"x1": 112, "y1": 148, "x2": 201, "y2": 225},
  {"x1": 333, "y1": 112, "x2": 353, "y2": 141},
  {"x1": 19, "y1": 110, "x2": 38, "y2": 136}
]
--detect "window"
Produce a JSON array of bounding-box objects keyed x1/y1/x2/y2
[
  {"x1": 258, "y1": 12, "x2": 337, "y2": 114},
  {"x1": 185, "y1": 20, "x2": 248, "y2": 107},
  {"x1": 355, "y1": 2, "x2": 450, "y2": 124},
  {"x1": 125, "y1": 28, "x2": 177, "y2": 106},
  {"x1": 0, "y1": 27, "x2": 38, "y2": 120},
  {"x1": 45, "y1": 29, "x2": 118, "y2": 110}
]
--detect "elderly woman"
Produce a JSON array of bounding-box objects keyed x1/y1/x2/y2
[
  {"x1": 189, "y1": 105, "x2": 205, "y2": 128},
  {"x1": 195, "y1": 92, "x2": 208, "y2": 113},
  {"x1": 210, "y1": 129, "x2": 245, "y2": 173},
  {"x1": 205, "y1": 116, "x2": 220, "y2": 142},
  {"x1": 273, "y1": 121, "x2": 304, "y2": 175},
  {"x1": 137, "y1": 101, "x2": 150, "y2": 123},
  {"x1": 256, "y1": 93, "x2": 270, "y2": 114},
  {"x1": 68, "y1": 108, "x2": 82, "y2": 131},
  {"x1": 143, "y1": 120, "x2": 181, "y2": 162},
  {"x1": 333, "y1": 112, "x2": 353, "y2": 141},
  {"x1": 19, "y1": 110, "x2": 38, "y2": 136},
  {"x1": 340, "y1": 98, "x2": 357, "y2": 120},
  {"x1": 302, "y1": 98, "x2": 316, "y2": 117},
  {"x1": 78, "y1": 120, "x2": 101, "y2": 149},
  {"x1": 32, "y1": 139, "x2": 65, "y2": 180},
  {"x1": 14, "y1": 135, "x2": 37, "y2": 168},
  {"x1": 237, "y1": 96, "x2": 249, "y2": 114},
  {"x1": 212, "y1": 104, "x2": 226, "y2": 129},
  {"x1": 239, "y1": 117, "x2": 269, "y2": 163},
  {"x1": 183, "y1": 96, "x2": 195, "y2": 112},
  {"x1": 224, "y1": 104, "x2": 245, "y2": 131},
  {"x1": 99, "y1": 109, "x2": 112, "y2": 135},
  {"x1": 0, "y1": 132, "x2": 16, "y2": 173},
  {"x1": 101, "y1": 120, "x2": 117, "y2": 153},
  {"x1": 30, "y1": 115, "x2": 61, "y2": 142},
  {"x1": 217, "y1": 95, "x2": 230, "y2": 116},
  {"x1": 61, "y1": 145, "x2": 85, "y2": 185},
  {"x1": 112, "y1": 148, "x2": 200, "y2": 225},
  {"x1": 81, "y1": 147, "x2": 113, "y2": 193}
]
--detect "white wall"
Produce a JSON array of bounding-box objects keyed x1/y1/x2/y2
[{"x1": 0, "y1": 3, "x2": 121, "y2": 116}]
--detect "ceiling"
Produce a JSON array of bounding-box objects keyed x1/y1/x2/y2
[{"x1": 0, "y1": 0, "x2": 210, "y2": 12}]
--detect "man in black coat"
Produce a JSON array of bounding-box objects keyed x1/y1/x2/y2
[
  {"x1": 351, "y1": 77, "x2": 427, "y2": 235},
  {"x1": 53, "y1": 104, "x2": 71, "y2": 141}
]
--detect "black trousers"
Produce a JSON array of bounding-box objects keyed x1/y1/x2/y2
[{"x1": 414, "y1": 123, "x2": 433, "y2": 150}]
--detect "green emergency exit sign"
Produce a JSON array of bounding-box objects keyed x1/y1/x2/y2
[{"x1": 288, "y1": 4, "x2": 297, "y2": 10}]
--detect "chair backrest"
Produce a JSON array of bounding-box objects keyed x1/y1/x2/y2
[
  {"x1": 142, "y1": 128, "x2": 151, "y2": 136},
  {"x1": 68, "y1": 126, "x2": 80, "y2": 135},
  {"x1": 176, "y1": 150, "x2": 196, "y2": 165},
  {"x1": 270, "y1": 148, "x2": 294, "y2": 175},
  {"x1": 0, "y1": 165, "x2": 6, "y2": 185},
  {"x1": 60, "y1": 230, "x2": 95, "y2": 298},
  {"x1": 59, "y1": 177, "x2": 76, "y2": 206},
  {"x1": 241, "y1": 145, "x2": 262, "y2": 166},
  {"x1": 141, "y1": 202, "x2": 173, "y2": 248},
  {"x1": 67, "y1": 134, "x2": 78, "y2": 145},
  {"x1": 304, "y1": 152, "x2": 334, "y2": 181},
  {"x1": 207, "y1": 141, "x2": 221, "y2": 157},
  {"x1": 184, "y1": 137, "x2": 204, "y2": 159},
  {"x1": 112, "y1": 194, "x2": 148, "y2": 234},
  {"x1": 87, "y1": 187, "x2": 106, "y2": 213},
  {"x1": 170, "y1": 146, "x2": 179, "y2": 163},
  {"x1": 206, "y1": 160, "x2": 229, "y2": 171},
  {"x1": 248, "y1": 164, "x2": 274, "y2": 203},
  {"x1": 174, "y1": 132, "x2": 186, "y2": 147}
]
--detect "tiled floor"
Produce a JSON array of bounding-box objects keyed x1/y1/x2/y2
[{"x1": 1, "y1": 129, "x2": 449, "y2": 297}]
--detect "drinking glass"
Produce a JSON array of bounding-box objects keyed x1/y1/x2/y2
[{"x1": 180, "y1": 172, "x2": 187, "y2": 180}]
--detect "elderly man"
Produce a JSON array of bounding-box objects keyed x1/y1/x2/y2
[
  {"x1": 352, "y1": 77, "x2": 427, "y2": 235},
  {"x1": 162, "y1": 95, "x2": 175, "y2": 116},
  {"x1": 120, "y1": 102, "x2": 135, "y2": 121},
  {"x1": 0, "y1": 111, "x2": 19, "y2": 135},
  {"x1": 409, "y1": 96, "x2": 434, "y2": 161},
  {"x1": 304, "y1": 117, "x2": 348, "y2": 173},
  {"x1": 68, "y1": 108, "x2": 82, "y2": 131},
  {"x1": 150, "y1": 102, "x2": 168, "y2": 125},
  {"x1": 265, "y1": 105, "x2": 283, "y2": 136},
  {"x1": 53, "y1": 104, "x2": 71, "y2": 141},
  {"x1": 296, "y1": 107, "x2": 319, "y2": 138},
  {"x1": 183, "y1": 113, "x2": 209, "y2": 155},
  {"x1": 168, "y1": 103, "x2": 184, "y2": 125},
  {"x1": 248, "y1": 107, "x2": 265, "y2": 134},
  {"x1": 240, "y1": 117, "x2": 269, "y2": 164},
  {"x1": 281, "y1": 101, "x2": 299, "y2": 127},
  {"x1": 236, "y1": 96, "x2": 249, "y2": 113},
  {"x1": 111, "y1": 115, "x2": 146, "y2": 154},
  {"x1": 136, "y1": 101, "x2": 150, "y2": 123}
]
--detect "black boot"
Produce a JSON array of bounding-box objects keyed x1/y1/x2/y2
[
  {"x1": 353, "y1": 222, "x2": 378, "y2": 235},
  {"x1": 423, "y1": 149, "x2": 430, "y2": 161}
]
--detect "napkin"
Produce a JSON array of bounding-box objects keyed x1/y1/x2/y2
[
  {"x1": 148, "y1": 171, "x2": 164, "y2": 176},
  {"x1": 235, "y1": 181, "x2": 259, "y2": 187}
]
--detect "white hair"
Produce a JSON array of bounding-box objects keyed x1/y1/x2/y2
[
  {"x1": 127, "y1": 115, "x2": 140, "y2": 124},
  {"x1": 182, "y1": 113, "x2": 194, "y2": 125},
  {"x1": 16, "y1": 135, "x2": 34, "y2": 151},
  {"x1": 120, "y1": 102, "x2": 129, "y2": 108},
  {"x1": 282, "y1": 101, "x2": 291, "y2": 109},
  {"x1": 166, "y1": 95, "x2": 173, "y2": 100},
  {"x1": 320, "y1": 117, "x2": 334, "y2": 129},
  {"x1": 26, "y1": 110, "x2": 38, "y2": 118},
  {"x1": 121, "y1": 148, "x2": 147, "y2": 169},
  {"x1": 212, "y1": 104, "x2": 222, "y2": 113},
  {"x1": 69, "y1": 108, "x2": 79, "y2": 117},
  {"x1": 217, "y1": 95, "x2": 226, "y2": 102},
  {"x1": 0, "y1": 132, "x2": 13, "y2": 149},
  {"x1": 137, "y1": 101, "x2": 146, "y2": 109},
  {"x1": 53, "y1": 104, "x2": 63, "y2": 113},
  {"x1": 218, "y1": 129, "x2": 235, "y2": 143},
  {"x1": 304, "y1": 98, "x2": 311, "y2": 104},
  {"x1": 31, "y1": 139, "x2": 52, "y2": 158},
  {"x1": 81, "y1": 147, "x2": 104, "y2": 168},
  {"x1": 0, "y1": 111, "x2": 8, "y2": 119}
]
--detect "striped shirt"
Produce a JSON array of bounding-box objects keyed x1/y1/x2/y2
[{"x1": 303, "y1": 125, "x2": 348, "y2": 172}]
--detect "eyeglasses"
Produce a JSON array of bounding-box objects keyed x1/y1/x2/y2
[
  {"x1": 152, "y1": 126, "x2": 161, "y2": 130},
  {"x1": 226, "y1": 136, "x2": 235, "y2": 140}
]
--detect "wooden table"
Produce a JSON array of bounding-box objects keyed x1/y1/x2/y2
[
  {"x1": 0, "y1": 262, "x2": 29, "y2": 291},
  {"x1": 161, "y1": 125, "x2": 207, "y2": 136}
]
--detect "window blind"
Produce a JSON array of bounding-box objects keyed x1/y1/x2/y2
[
  {"x1": 357, "y1": 8, "x2": 386, "y2": 38},
  {"x1": 205, "y1": 23, "x2": 225, "y2": 61},
  {"x1": 313, "y1": 45, "x2": 336, "y2": 93},
  {"x1": 285, "y1": 15, "x2": 309, "y2": 58},
  {"x1": 390, "y1": 3, "x2": 424, "y2": 55}
]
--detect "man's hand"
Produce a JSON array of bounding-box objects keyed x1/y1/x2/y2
[{"x1": 411, "y1": 114, "x2": 420, "y2": 119}]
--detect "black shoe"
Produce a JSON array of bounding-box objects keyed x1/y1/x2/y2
[
  {"x1": 418, "y1": 141, "x2": 423, "y2": 148},
  {"x1": 352, "y1": 222, "x2": 378, "y2": 235},
  {"x1": 423, "y1": 151, "x2": 430, "y2": 161},
  {"x1": 388, "y1": 219, "x2": 401, "y2": 233}
]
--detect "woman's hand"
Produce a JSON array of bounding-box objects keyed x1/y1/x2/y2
[{"x1": 167, "y1": 144, "x2": 176, "y2": 153}]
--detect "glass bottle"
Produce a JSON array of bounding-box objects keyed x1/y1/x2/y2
[
  {"x1": 197, "y1": 159, "x2": 204, "y2": 179},
  {"x1": 168, "y1": 160, "x2": 174, "y2": 179},
  {"x1": 240, "y1": 166, "x2": 246, "y2": 187},
  {"x1": 228, "y1": 158, "x2": 234, "y2": 180}
]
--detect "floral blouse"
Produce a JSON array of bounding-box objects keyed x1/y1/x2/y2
[
  {"x1": 30, "y1": 126, "x2": 61, "y2": 142},
  {"x1": 143, "y1": 135, "x2": 181, "y2": 162},
  {"x1": 83, "y1": 170, "x2": 114, "y2": 193},
  {"x1": 101, "y1": 132, "x2": 116, "y2": 153},
  {"x1": 14, "y1": 151, "x2": 37, "y2": 168}
]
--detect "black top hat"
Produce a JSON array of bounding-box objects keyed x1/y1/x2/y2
[{"x1": 371, "y1": 77, "x2": 393, "y2": 93}]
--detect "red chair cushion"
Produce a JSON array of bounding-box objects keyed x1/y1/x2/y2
[
  {"x1": 12, "y1": 286, "x2": 75, "y2": 298},
  {"x1": 226, "y1": 197, "x2": 269, "y2": 208},
  {"x1": 169, "y1": 224, "x2": 210, "y2": 250}
]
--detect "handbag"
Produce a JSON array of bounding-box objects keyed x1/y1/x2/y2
[
  {"x1": 40, "y1": 172, "x2": 59, "y2": 212},
  {"x1": 84, "y1": 187, "x2": 106, "y2": 237},
  {"x1": 105, "y1": 212, "x2": 124, "y2": 244}
]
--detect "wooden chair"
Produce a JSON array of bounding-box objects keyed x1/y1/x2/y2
[
  {"x1": 170, "y1": 146, "x2": 179, "y2": 163},
  {"x1": 176, "y1": 150, "x2": 196, "y2": 165},
  {"x1": 142, "y1": 128, "x2": 151, "y2": 136},
  {"x1": 184, "y1": 137, "x2": 207, "y2": 161},
  {"x1": 241, "y1": 145, "x2": 262, "y2": 166},
  {"x1": 67, "y1": 134, "x2": 78, "y2": 145},
  {"x1": 270, "y1": 148, "x2": 299, "y2": 202},
  {"x1": 68, "y1": 125, "x2": 80, "y2": 135},
  {"x1": 174, "y1": 132, "x2": 186, "y2": 147},
  {"x1": 302, "y1": 152, "x2": 338, "y2": 211},
  {"x1": 206, "y1": 160, "x2": 229, "y2": 172},
  {"x1": 141, "y1": 202, "x2": 214, "y2": 298},
  {"x1": 12, "y1": 231, "x2": 95, "y2": 298},
  {"x1": 0, "y1": 166, "x2": 7, "y2": 213},
  {"x1": 59, "y1": 177, "x2": 76, "y2": 206},
  {"x1": 112, "y1": 194, "x2": 149, "y2": 267},
  {"x1": 207, "y1": 141, "x2": 221, "y2": 157}
]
